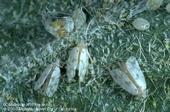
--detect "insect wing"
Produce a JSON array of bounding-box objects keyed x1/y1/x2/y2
[
  {"x1": 64, "y1": 17, "x2": 74, "y2": 32},
  {"x1": 126, "y1": 57, "x2": 146, "y2": 92},
  {"x1": 73, "y1": 8, "x2": 86, "y2": 29},
  {"x1": 110, "y1": 69, "x2": 139, "y2": 95},
  {"x1": 34, "y1": 64, "x2": 53, "y2": 90},
  {"x1": 78, "y1": 48, "x2": 89, "y2": 82},
  {"x1": 45, "y1": 60, "x2": 61, "y2": 97},
  {"x1": 66, "y1": 47, "x2": 79, "y2": 82}
]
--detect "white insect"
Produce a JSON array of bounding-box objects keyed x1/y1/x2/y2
[
  {"x1": 132, "y1": 18, "x2": 150, "y2": 31},
  {"x1": 109, "y1": 56, "x2": 147, "y2": 97},
  {"x1": 146, "y1": 0, "x2": 163, "y2": 10},
  {"x1": 66, "y1": 43, "x2": 89, "y2": 82},
  {"x1": 34, "y1": 59, "x2": 61, "y2": 97}
]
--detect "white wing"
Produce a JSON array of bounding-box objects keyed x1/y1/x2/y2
[
  {"x1": 34, "y1": 64, "x2": 53, "y2": 90},
  {"x1": 126, "y1": 56, "x2": 146, "y2": 93},
  {"x1": 66, "y1": 47, "x2": 79, "y2": 82},
  {"x1": 78, "y1": 48, "x2": 89, "y2": 82},
  {"x1": 110, "y1": 69, "x2": 139, "y2": 95},
  {"x1": 64, "y1": 17, "x2": 74, "y2": 32},
  {"x1": 45, "y1": 60, "x2": 61, "y2": 97}
]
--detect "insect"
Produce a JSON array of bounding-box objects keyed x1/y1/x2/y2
[
  {"x1": 34, "y1": 59, "x2": 61, "y2": 97},
  {"x1": 43, "y1": 16, "x2": 74, "y2": 38},
  {"x1": 66, "y1": 43, "x2": 90, "y2": 83},
  {"x1": 146, "y1": 0, "x2": 163, "y2": 10},
  {"x1": 109, "y1": 56, "x2": 147, "y2": 97},
  {"x1": 132, "y1": 18, "x2": 150, "y2": 31}
]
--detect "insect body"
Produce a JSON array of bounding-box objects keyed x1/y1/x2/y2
[
  {"x1": 109, "y1": 56, "x2": 147, "y2": 96},
  {"x1": 34, "y1": 59, "x2": 61, "y2": 97},
  {"x1": 44, "y1": 16, "x2": 74, "y2": 38},
  {"x1": 66, "y1": 43, "x2": 89, "y2": 82},
  {"x1": 146, "y1": 0, "x2": 163, "y2": 10},
  {"x1": 132, "y1": 18, "x2": 150, "y2": 31}
]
